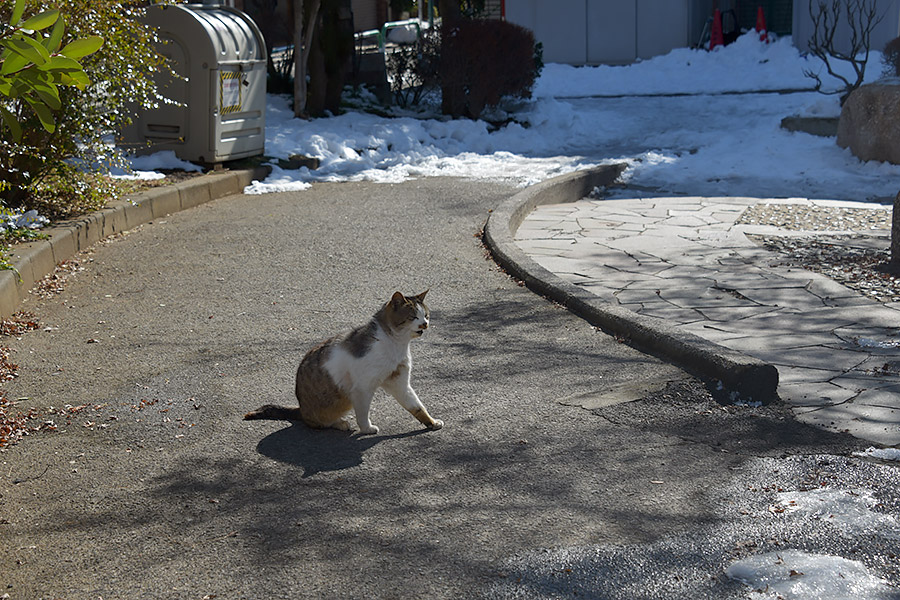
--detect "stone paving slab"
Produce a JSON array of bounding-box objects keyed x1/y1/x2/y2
[{"x1": 517, "y1": 195, "x2": 900, "y2": 446}]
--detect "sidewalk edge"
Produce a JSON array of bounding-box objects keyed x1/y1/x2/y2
[
  {"x1": 483, "y1": 165, "x2": 779, "y2": 403},
  {"x1": 1, "y1": 166, "x2": 270, "y2": 320}
]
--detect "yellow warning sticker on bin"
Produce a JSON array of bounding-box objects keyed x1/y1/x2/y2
[{"x1": 220, "y1": 71, "x2": 243, "y2": 114}]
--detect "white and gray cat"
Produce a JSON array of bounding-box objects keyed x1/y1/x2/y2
[{"x1": 244, "y1": 291, "x2": 442, "y2": 434}]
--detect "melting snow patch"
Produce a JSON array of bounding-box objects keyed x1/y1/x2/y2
[
  {"x1": 775, "y1": 488, "x2": 899, "y2": 539},
  {"x1": 854, "y1": 447, "x2": 900, "y2": 462},
  {"x1": 855, "y1": 338, "x2": 900, "y2": 349},
  {"x1": 726, "y1": 550, "x2": 895, "y2": 600},
  {"x1": 0, "y1": 209, "x2": 49, "y2": 232},
  {"x1": 124, "y1": 150, "x2": 203, "y2": 175},
  {"x1": 243, "y1": 166, "x2": 313, "y2": 195}
]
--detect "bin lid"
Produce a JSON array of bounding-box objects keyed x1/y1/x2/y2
[{"x1": 148, "y1": 4, "x2": 265, "y2": 65}]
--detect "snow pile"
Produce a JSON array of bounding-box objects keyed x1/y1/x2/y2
[
  {"x1": 0, "y1": 209, "x2": 49, "y2": 233},
  {"x1": 243, "y1": 93, "x2": 601, "y2": 195},
  {"x1": 127, "y1": 28, "x2": 900, "y2": 201},
  {"x1": 726, "y1": 550, "x2": 894, "y2": 600},
  {"x1": 534, "y1": 31, "x2": 825, "y2": 98},
  {"x1": 241, "y1": 29, "x2": 898, "y2": 199},
  {"x1": 117, "y1": 151, "x2": 204, "y2": 180}
]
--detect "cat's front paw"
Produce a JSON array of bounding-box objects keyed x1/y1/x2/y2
[
  {"x1": 428, "y1": 419, "x2": 443, "y2": 431},
  {"x1": 358, "y1": 424, "x2": 379, "y2": 435}
]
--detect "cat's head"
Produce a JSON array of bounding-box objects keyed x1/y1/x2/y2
[{"x1": 384, "y1": 290, "x2": 430, "y2": 340}]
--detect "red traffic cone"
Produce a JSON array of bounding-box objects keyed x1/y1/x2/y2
[
  {"x1": 709, "y1": 8, "x2": 725, "y2": 50},
  {"x1": 755, "y1": 5, "x2": 769, "y2": 43}
]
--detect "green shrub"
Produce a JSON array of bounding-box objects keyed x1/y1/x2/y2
[
  {"x1": 386, "y1": 29, "x2": 441, "y2": 108},
  {"x1": 1, "y1": 1, "x2": 172, "y2": 217},
  {"x1": 439, "y1": 18, "x2": 540, "y2": 119},
  {"x1": 386, "y1": 19, "x2": 541, "y2": 118},
  {"x1": 883, "y1": 36, "x2": 900, "y2": 77},
  {"x1": 0, "y1": 1, "x2": 101, "y2": 139}
]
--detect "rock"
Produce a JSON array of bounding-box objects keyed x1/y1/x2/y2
[
  {"x1": 278, "y1": 154, "x2": 321, "y2": 171},
  {"x1": 780, "y1": 116, "x2": 839, "y2": 137},
  {"x1": 837, "y1": 81, "x2": 900, "y2": 164}
]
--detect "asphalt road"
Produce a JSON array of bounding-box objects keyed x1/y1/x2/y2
[{"x1": 1, "y1": 178, "x2": 896, "y2": 599}]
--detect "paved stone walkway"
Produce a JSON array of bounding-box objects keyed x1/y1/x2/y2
[{"x1": 516, "y1": 196, "x2": 900, "y2": 446}]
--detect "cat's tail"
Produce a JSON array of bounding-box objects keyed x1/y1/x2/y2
[{"x1": 243, "y1": 404, "x2": 304, "y2": 421}]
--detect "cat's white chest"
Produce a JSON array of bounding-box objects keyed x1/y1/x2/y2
[{"x1": 324, "y1": 328, "x2": 410, "y2": 392}]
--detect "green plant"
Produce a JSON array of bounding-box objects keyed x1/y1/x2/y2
[
  {"x1": 0, "y1": 208, "x2": 50, "y2": 274},
  {"x1": 1, "y1": 1, "x2": 172, "y2": 215},
  {"x1": 0, "y1": 0, "x2": 101, "y2": 140},
  {"x1": 439, "y1": 18, "x2": 541, "y2": 119},
  {"x1": 385, "y1": 28, "x2": 441, "y2": 108},
  {"x1": 883, "y1": 36, "x2": 900, "y2": 76},
  {"x1": 267, "y1": 44, "x2": 294, "y2": 94}
]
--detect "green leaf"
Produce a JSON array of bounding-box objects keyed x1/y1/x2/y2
[
  {"x1": 32, "y1": 82, "x2": 61, "y2": 110},
  {"x1": 25, "y1": 98, "x2": 55, "y2": 133},
  {"x1": 43, "y1": 16, "x2": 66, "y2": 53},
  {"x1": 6, "y1": 36, "x2": 51, "y2": 66},
  {"x1": 0, "y1": 106, "x2": 22, "y2": 142},
  {"x1": 0, "y1": 51, "x2": 29, "y2": 76},
  {"x1": 60, "y1": 36, "x2": 103, "y2": 59},
  {"x1": 57, "y1": 70, "x2": 90, "y2": 89},
  {"x1": 38, "y1": 55, "x2": 83, "y2": 73},
  {"x1": 12, "y1": 69, "x2": 53, "y2": 102},
  {"x1": 12, "y1": 66, "x2": 44, "y2": 84},
  {"x1": 20, "y1": 10, "x2": 60, "y2": 32},
  {"x1": 10, "y1": 0, "x2": 25, "y2": 27}
]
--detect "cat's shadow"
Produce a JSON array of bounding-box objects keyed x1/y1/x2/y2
[{"x1": 256, "y1": 422, "x2": 428, "y2": 478}]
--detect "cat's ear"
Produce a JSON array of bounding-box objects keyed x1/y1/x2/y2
[
  {"x1": 390, "y1": 291, "x2": 405, "y2": 306},
  {"x1": 414, "y1": 289, "x2": 428, "y2": 302}
]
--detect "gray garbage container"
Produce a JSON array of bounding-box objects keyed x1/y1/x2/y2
[{"x1": 123, "y1": 3, "x2": 266, "y2": 164}]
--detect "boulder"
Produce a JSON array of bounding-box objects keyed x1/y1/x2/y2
[{"x1": 837, "y1": 81, "x2": 900, "y2": 164}]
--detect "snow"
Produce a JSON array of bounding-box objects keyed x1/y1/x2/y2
[
  {"x1": 116, "y1": 150, "x2": 204, "y2": 180},
  {"x1": 854, "y1": 447, "x2": 900, "y2": 461},
  {"x1": 776, "y1": 488, "x2": 900, "y2": 538},
  {"x1": 726, "y1": 550, "x2": 895, "y2": 600},
  {"x1": 231, "y1": 30, "x2": 898, "y2": 201},
  {"x1": 533, "y1": 31, "x2": 819, "y2": 98},
  {"x1": 725, "y1": 487, "x2": 900, "y2": 598},
  {"x1": 0, "y1": 209, "x2": 49, "y2": 233},
  {"x1": 125, "y1": 30, "x2": 900, "y2": 202}
]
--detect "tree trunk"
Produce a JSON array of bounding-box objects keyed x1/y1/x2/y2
[
  {"x1": 292, "y1": 0, "x2": 322, "y2": 118},
  {"x1": 292, "y1": 0, "x2": 305, "y2": 117},
  {"x1": 306, "y1": 0, "x2": 354, "y2": 117},
  {"x1": 438, "y1": 0, "x2": 465, "y2": 117}
]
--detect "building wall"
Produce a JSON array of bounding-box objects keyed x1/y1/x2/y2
[
  {"x1": 352, "y1": 0, "x2": 382, "y2": 31},
  {"x1": 792, "y1": 0, "x2": 900, "y2": 55},
  {"x1": 506, "y1": 0, "x2": 694, "y2": 65},
  {"x1": 506, "y1": 0, "x2": 899, "y2": 66}
]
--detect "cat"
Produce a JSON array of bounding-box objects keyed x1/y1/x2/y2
[{"x1": 244, "y1": 290, "x2": 442, "y2": 435}]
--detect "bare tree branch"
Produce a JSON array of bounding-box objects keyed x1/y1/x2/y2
[{"x1": 805, "y1": 0, "x2": 885, "y2": 103}]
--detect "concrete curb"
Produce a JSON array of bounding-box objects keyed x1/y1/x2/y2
[
  {"x1": 483, "y1": 165, "x2": 780, "y2": 403},
  {"x1": 0, "y1": 166, "x2": 270, "y2": 320}
]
